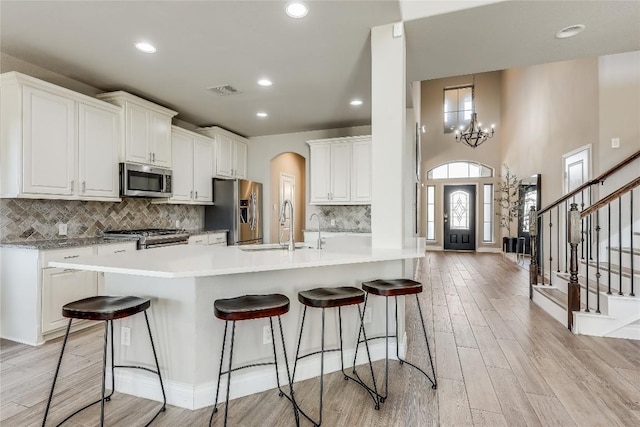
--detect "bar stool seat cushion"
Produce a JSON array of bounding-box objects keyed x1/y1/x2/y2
[
  {"x1": 362, "y1": 279, "x2": 423, "y2": 297},
  {"x1": 214, "y1": 294, "x2": 290, "y2": 321},
  {"x1": 298, "y1": 286, "x2": 364, "y2": 308},
  {"x1": 62, "y1": 296, "x2": 151, "y2": 321}
]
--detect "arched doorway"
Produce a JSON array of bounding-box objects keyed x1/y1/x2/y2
[{"x1": 269, "y1": 152, "x2": 306, "y2": 244}]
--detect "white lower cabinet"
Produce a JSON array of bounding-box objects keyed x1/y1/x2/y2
[
  {"x1": 0, "y1": 241, "x2": 136, "y2": 345},
  {"x1": 188, "y1": 232, "x2": 227, "y2": 246},
  {"x1": 41, "y1": 268, "x2": 96, "y2": 333}
]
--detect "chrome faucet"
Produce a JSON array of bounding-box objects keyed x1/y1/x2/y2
[
  {"x1": 309, "y1": 213, "x2": 322, "y2": 249},
  {"x1": 279, "y1": 199, "x2": 295, "y2": 251}
]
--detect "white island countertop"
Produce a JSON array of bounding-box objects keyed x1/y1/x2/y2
[{"x1": 49, "y1": 236, "x2": 425, "y2": 278}]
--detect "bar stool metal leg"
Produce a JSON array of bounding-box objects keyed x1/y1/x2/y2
[
  {"x1": 273, "y1": 316, "x2": 299, "y2": 425},
  {"x1": 42, "y1": 319, "x2": 73, "y2": 427}
]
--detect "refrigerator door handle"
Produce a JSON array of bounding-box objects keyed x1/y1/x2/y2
[{"x1": 249, "y1": 191, "x2": 257, "y2": 231}]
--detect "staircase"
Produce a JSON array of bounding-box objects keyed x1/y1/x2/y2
[{"x1": 529, "y1": 151, "x2": 640, "y2": 339}]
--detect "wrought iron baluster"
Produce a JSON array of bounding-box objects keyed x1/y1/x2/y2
[
  {"x1": 549, "y1": 212, "x2": 553, "y2": 286},
  {"x1": 540, "y1": 214, "x2": 545, "y2": 285},
  {"x1": 619, "y1": 196, "x2": 623, "y2": 295},
  {"x1": 581, "y1": 190, "x2": 585, "y2": 260},
  {"x1": 529, "y1": 206, "x2": 538, "y2": 295},
  {"x1": 557, "y1": 206, "x2": 560, "y2": 272},
  {"x1": 589, "y1": 186, "x2": 594, "y2": 260},
  {"x1": 631, "y1": 190, "x2": 635, "y2": 297},
  {"x1": 607, "y1": 203, "x2": 612, "y2": 295},
  {"x1": 565, "y1": 200, "x2": 569, "y2": 273},
  {"x1": 585, "y1": 213, "x2": 590, "y2": 313},
  {"x1": 595, "y1": 210, "x2": 601, "y2": 314}
]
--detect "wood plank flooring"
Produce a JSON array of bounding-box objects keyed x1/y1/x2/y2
[{"x1": 2, "y1": 252, "x2": 639, "y2": 426}]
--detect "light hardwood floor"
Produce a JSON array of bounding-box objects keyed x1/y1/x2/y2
[{"x1": 2, "y1": 252, "x2": 639, "y2": 426}]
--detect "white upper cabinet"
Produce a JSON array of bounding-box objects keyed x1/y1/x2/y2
[
  {"x1": 97, "y1": 91, "x2": 177, "y2": 168},
  {"x1": 233, "y1": 139, "x2": 248, "y2": 179},
  {"x1": 0, "y1": 72, "x2": 121, "y2": 201},
  {"x1": 163, "y1": 126, "x2": 214, "y2": 205},
  {"x1": 193, "y1": 135, "x2": 214, "y2": 202},
  {"x1": 197, "y1": 126, "x2": 248, "y2": 179},
  {"x1": 22, "y1": 86, "x2": 76, "y2": 196},
  {"x1": 78, "y1": 103, "x2": 119, "y2": 198},
  {"x1": 351, "y1": 139, "x2": 372, "y2": 203},
  {"x1": 307, "y1": 135, "x2": 371, "y2": 205}
]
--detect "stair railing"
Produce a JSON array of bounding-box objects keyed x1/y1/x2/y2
[{"x1": 530, "y1": 150, "x2": 640, "y2": 330}]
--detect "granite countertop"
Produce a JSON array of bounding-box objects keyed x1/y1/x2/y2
[
  {"x1": 303, "y1": 228, "x2": 371, "y2": 233},
  {"x1": 0, "y1": 236, "x2": 138, "y2": 250},
  {"x1": 1, "y1": 229, "x2": 229, "y2": 250}
]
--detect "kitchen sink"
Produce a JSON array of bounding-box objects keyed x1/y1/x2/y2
[{"x1": 239, "y1": 243, "x2": 314, "y2": 252}]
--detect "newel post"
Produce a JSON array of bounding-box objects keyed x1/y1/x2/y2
[
  {"x1": 568, "y1": 203, "x2": 581, "y2": 331},
  {"x1": 528, "y1": 206, "x2": 538, "y2": 299}
]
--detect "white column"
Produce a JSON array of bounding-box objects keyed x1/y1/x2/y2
[{"x1": 371, "y1": 22, "x2": 406, "y2": 248}]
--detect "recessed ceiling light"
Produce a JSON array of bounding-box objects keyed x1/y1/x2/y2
[
  {"x1": 555, "y1": 24, "x2": 586, "y2": 39},
  {"x1": 350, "y1": 99, "x2": 363, "y2": 106},
  {"x1": 285, "y1": 2, "x2": 308, "y2": 19},
  {"x1": 256, "y1": 112, "x2": 268, "y2": 118},
  {"x1": 135, "y1": 42, "x2": 157, "y2": 54},
  {"x1": 258, "y1": 79, "x2": 272, "y2": 87}
]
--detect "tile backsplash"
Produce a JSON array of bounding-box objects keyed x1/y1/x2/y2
[
  {"x1": 0, "y1": 198, "x2": 203, "y2": 242},
  {"x1": 306, "y1": 205, "x2": 371, "y2": 232}
]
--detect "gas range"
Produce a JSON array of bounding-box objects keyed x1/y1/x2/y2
[{"x1": 103, "y1": 228, "x2": 190, "y2": 250}]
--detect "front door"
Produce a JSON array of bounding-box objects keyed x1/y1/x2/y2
[{"x1": 444, "y1": 185, "x2": 476, "y2": 251}]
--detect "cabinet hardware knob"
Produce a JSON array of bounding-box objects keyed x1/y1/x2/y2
[
  {"x1": 114, "y1": 249, "x2": 126, "y2": 253},
  {"x1": 153, "y1": 152, "x2": 156, "y2": 162},
  {"x1": 195, "y1": 191, "x2": 198, "y2": 198},
  {"x1": 70, "y1": 180, "x2": 75, "y2": 192},
  {"x1": 149, "y1": 152, "x2": 152, "y2": 162},
  {"x1": 63, "y1": 255, "x2": 80, "y2": 259},
  {"x1": 82, "y1": 181, "x2": 86, "y2": 192},
  {"x1": 190, "y1": 191, "x2": 193, "y2": 198}
]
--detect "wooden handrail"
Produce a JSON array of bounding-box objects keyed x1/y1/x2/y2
[
  {"x1": 537, "y1": 150, "x2": 640, "y2": 216},
  {"x1": 581, "y1": 176, "x2": 640, "y2": 217}
]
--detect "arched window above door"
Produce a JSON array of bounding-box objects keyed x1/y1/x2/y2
[{"x1": 427, "y1": 161, "x2": 494, "y2": 179}]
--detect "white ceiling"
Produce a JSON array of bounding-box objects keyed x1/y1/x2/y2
[{"x1": 2, "y1": 1, "x2": 639, "y2": 137}]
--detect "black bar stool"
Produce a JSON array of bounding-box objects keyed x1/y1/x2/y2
[
  {"x1": 355, "y1": 279, "x2": 436, "y2": 403},
  {"x1": 210, "y1": 294, "x2": 298, "y2": 427},
  {"x1": 42, "y1": 296, "x2": 166, "y2": 427},
  {"x1": 292, "y1": 286, "x2": 379, "y2": 426}
]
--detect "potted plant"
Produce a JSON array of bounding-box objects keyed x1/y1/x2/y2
[{"x1": 495, "y1": 163, "x2": 522, "y2": 253}]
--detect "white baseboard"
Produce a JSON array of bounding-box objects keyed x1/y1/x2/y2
[{"x1": 107, "y1": 339, "x2": 400, "y2": 410}]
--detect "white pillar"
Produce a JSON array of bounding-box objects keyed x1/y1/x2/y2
[{"x1": 371, "y1": 22, "x2": 406, "y2": 248}]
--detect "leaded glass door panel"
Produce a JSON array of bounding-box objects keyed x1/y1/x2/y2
[{"x1": 444, "y1": 185, "x2": 476, "y2": 251}]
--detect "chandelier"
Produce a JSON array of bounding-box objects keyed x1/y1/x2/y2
[{"x1": 455, "y1": 80, "x2": 495, "y2": 148}]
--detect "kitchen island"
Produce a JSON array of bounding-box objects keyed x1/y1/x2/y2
[{"x1": 49, "y1": 236, "x2": 425, "y2": 410}]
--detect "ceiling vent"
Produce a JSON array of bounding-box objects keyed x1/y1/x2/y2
[{"x1": 207, "y1": 85, "x2": 240, "y2": 96}]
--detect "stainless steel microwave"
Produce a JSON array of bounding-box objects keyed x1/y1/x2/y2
[{"x1": 119, "y1": 163, "x2": 172, "y2": 198}]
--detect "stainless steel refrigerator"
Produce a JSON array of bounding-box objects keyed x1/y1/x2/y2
[{"x1": 204, "y1": 179, "x2": 263, "y2": 245}]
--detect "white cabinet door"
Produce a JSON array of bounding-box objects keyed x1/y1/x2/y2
[
  {"x1": 233, "y1": 139, "x2": 247, "y2": 179},
  {"x1": 150, "y1": 113, "x2": 172, "y2": 168},
  {"x1": 351, "y1": 139, "x2": 371, "y2": 203},
  {"x1": 193, "y1": 136, "x2": 213, "y2": 202},
  {"x1": 330, "y1": 142, "x2": 351, "y2": 202},
  {"x1": 170, "y1": 131, "x2": 193, "y2": 202},
  {"x1": 41, "y1": 268, "x2": 97, "y2": 333},
  {"x1": 309, "y1": 143, "x2": 332, "y2": 203},
  {"x1": 216, "y1": 135, "x2": 233, "y2": 177},
  {"x1": 78, "y1": 103, "x2": 119, "y2": 198},
  {"x1": 22, "y1": 86, "x2": 76, "y2": 195},
  {"x1": 125, "y1": 103, "x2": 150, "y2": 164}
]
